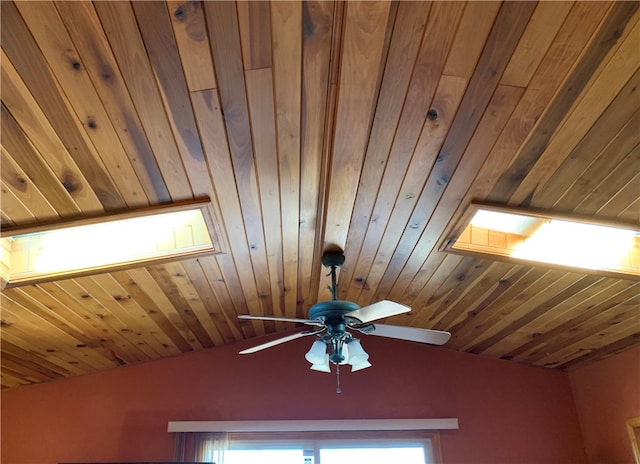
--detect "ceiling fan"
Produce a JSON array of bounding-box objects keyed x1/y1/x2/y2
[{"x1": 238, "y1": 250, "x2": 451, "y2": 391}]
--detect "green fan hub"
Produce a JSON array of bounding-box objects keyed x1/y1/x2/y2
[{"x1": 309, "y1": 300, "x2": 360, "y2": 320}]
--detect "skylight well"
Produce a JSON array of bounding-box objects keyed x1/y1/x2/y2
[
  {"x1": 445, "y1": 203, "x2": 639, "y2": 279},
  {"x1": 0, "y1": 199, "x2": 223, "y2": 288}
]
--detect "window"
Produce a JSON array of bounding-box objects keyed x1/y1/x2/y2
[
  {"x1": 170, "y1": 419, "x2": 455, "y2": 464},
  {"x1": 0, "y1": 198, "x2": 223, "y2": 287},
  {"x1": 444, "y1": 202, "x2": 639, "y2": 279},
  {"x1": 202, "y1": 432, "x2": 438, "y2": 464},
  {"x1": 222, "y1": 445, "x2": 429, "y2": 464}
]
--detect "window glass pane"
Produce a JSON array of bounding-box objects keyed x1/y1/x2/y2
[
  {"x1": 320, "y1": 447, "x2": 426, "y2": 464},
  {"x1": 225, "y1": 449, "x2": 308, "y2": 464}
]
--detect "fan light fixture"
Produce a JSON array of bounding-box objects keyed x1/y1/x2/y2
[
  {"x1": 238, "y1": 250, "x2": 452, "y2": 393},
  {"x1": 305, "y1": 336, "x2": 371, "y2": 374}
]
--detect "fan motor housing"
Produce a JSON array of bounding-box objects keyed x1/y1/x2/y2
[{"x1": 309, "y1": 300, "x2": 360, "y2": 321}]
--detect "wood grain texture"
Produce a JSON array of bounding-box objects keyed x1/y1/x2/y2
[
  {"x1": 93, "y1": 1, "x2": 194, "y2": 201},
  {"x1": 54, "y1": 1, "x2": 172, "y2": 204},
  {"x1": 237, "y1": 0, "x2": 273, "y2": 70},
  {"x1": 272, "y1": 1, "x2": 302, "y2": 318},
  {"x1": 203, "y1": 1, "x2": 274, "y2": 332},
  {"x1": 1, "y1": 1, "x2": 638, "y2": 388},
  {"x1": 167, "y1": 0, "x2": 217, "y2": 91},
  {"x1": 323, "y1": 1, "x2": 392, "y2": 249},
  {"x1": 1, "y1": 1, "x2": 125, "y2": 211},
  {"x1": 1, "y1": 51, "x2": 104, "y2": 213},
  {"x1": 15, "y1": 1, "x2": 149, "y2": 209},
  {"x1": 488, "y1": 1, "x2": 638, "y2": 202},
  {"x1": 298, "y1": 0, "x2": 335, "y2": 314}
]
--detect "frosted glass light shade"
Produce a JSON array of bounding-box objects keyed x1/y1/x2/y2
[
  {"x1": 310, "y1": 354, "x2": 331, "y2": 373},
  {"x1": 339, "y1": 342, "x2": 349, "y2": 365},
  {"x1": 305, "y1": 340, "x2": 327, "y2": 365},
  {"x1": 347, "y1": 339, "x2": 371, "y2": 372},
  {"x1": 351, "y1": 359, "x2": 372, "y2": 372},
  {"x1": 346, "y1": 339, "x2": 368, "y2": 363}
]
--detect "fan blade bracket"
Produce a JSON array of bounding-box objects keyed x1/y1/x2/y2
[{"x1": 347, "y1": 321, "x2": 375, "y2": 334}]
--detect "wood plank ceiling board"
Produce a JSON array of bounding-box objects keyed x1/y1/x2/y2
[
  {"x1": 463, "y1": 1, "x2": 612, "y2": 207},
  {"x1": 245, "y1": 68, "x2": 285, "y2": 325},
  {"x1": 342, "y1": 1, "x2": 464, "y2": 305},
  {"x1": 0, "y1": 51, "x2": 104, "y2": 214},
  {"x1": 237, "y1": 0, "x2": 273, "y2": 71},
  {"x1": 1, "y1": 1, "x2": 639, "y2": 389},
  {"x1": 53, "y1": 1, "x2": 172, "y2": 204},
  {"x1": 384, "y1": 83, "x2": 524, "y2": 304},
  {"x1": 189, "y1": 89, "x2": 260, "y2": 338},
  {"x1": 0, "y1": 106, "x2": 81, "y2": 217},
  {"x1": 509, "y1": 11, "x2": 640, "y2": 206},
  {"x1": 166, "y1": 0, "x2": 218, "y2": 92},
  {"x1": 322, "y1": 1, "x2": 393, "y2": 250},
  {"x1": 366, "y1": 2, "x2": 537, "y2": 305},
  {"x1": 203, "y1": 1, "x2": 275, "y2": 333},
  {"x1": 0, "y1": 145, "x2": 60, "y2": 224},
  {"x1": 510, "y1": 282, "x2": 640, "y2": 362},
  {"x1": 1, "y1": 1, "x2": 125, "y2": 212},
  {"x1": 489, "y1": 1, "x2": 638, "y2": 202},
  {"x1": 298, "y1": 0, "x2": 335, "y2": 316},
  {"x1": 271, "y1": 1, "x2": 303, "y2": 319},
  {"x1": 131, "y1": 1, "x2": 212, "y2": 199},
  {"x1": 339, "y1": 0, "x2": 436, "y2": 302},
  {"x1": 14, "y1": 1, "x2": 149, "y2": 209},
  {"x1": 583, "y1": 147, "x2": 640, "y2": 220},
  {"x1": 92, "y1": 1, "x2": 194, "y2": 201}
]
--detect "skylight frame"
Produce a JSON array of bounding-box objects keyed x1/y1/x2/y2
[
  {"x1": 0, "y1": 198, "x2": 225, "y2": 288},
  {"x1": 442, "y1": 202, "x2": 640, "y2": 281}
]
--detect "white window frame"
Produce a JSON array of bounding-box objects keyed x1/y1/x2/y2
[
  {"x1": 169, "y1": 419, "x2": 458, "y2": 464},
  {"x1": 168, "y1": 418, "x2": 458, "y2": 433}
]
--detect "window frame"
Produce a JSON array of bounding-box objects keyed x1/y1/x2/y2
[
  {"x1": 170, "y1": 419, "x2": 457, "y2": 464},
  {"x1": 223, "y1": 430, "x2": 442, "y2": 464}
]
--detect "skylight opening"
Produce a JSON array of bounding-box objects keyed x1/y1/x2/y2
[
  {"x1": 0, "y1": 199, "x2": 223, "y2": 288},
  {"x1": 445, "y1": 203, "x2": 639, "y2": 279}
]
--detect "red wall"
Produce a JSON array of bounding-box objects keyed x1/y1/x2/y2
[
  {"x1": 569, "y1": 346, "x2": 640, "y2": 464},
  {"x1": 2, "y1": 335, "x2": 586, "y2": 464}
]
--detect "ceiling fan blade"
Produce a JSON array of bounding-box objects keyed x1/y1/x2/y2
[
  {"x1": 239, "y1": 331, "x2": 319, "y2": 354},
  {"x1": 345, "y1": 300, "x2": 411, "y2": 323},
  {"x1": 238, "y1": 314, "x2": 324, "y2": 327},
  {"x1": 369, "y1": 324, "x2": 451, "y2": 345}
]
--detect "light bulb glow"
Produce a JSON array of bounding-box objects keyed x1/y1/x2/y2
[
  {"x1": 34, "y1": 210, "x2": 204, "y2": 272},
  {"x1": 512, "y1": 220, "x2": 636, "y2": 271},
  {"x1": 449, "y1": 205, "x2": 639, "y2": 278}
]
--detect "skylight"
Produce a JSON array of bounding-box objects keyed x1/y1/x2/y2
[
  {"x1": 445, "y1": 203, "x2": 639, "y2": 279},
  {"x1": 0, "y1": 199, "x2": 223, "y2": 288}
]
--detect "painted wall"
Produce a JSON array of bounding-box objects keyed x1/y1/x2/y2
[
  {"x1": 1, "y1": 335, "x2": 586, "y2": 464},
  {"x1": 569, "y1": 346, "x2": 640, "y2": 464}
]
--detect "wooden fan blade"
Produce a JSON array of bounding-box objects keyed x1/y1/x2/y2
[
  {"x1": 370, "y1": 324, "x2": 451, "y2": 345},
  {"x1": 239, "y1": 331, "x2": 319, "y2": 354},
  {"x1": 238, "y1": 314, "x2": 324, "y2": 326},
  {"x1": 345, "y1": 300, "x2": 411, "y2": 323}
]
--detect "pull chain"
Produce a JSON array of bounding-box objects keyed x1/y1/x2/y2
[{"x1": 335, "y1": 364, "x2": 342, "y2": 394}]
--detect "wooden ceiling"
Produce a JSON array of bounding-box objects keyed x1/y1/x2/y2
[{"x1": 1, "y1": 1, "x2": 639, "y2": 389}]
